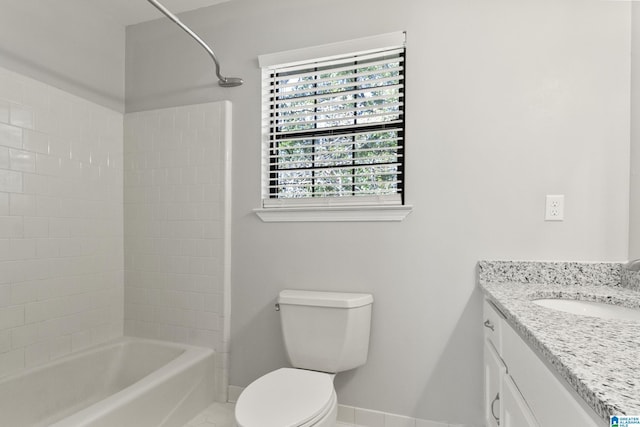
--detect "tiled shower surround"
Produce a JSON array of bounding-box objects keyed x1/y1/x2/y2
[
  {"x1": 123, "y1": 102, "x2": 231, "y2": 400},
  {"x1": 0, "y1": 66, "x2": 231, "y2": 401},
  {"x1": 0, "y1": 66, "x2": 124, "y2": 378}
]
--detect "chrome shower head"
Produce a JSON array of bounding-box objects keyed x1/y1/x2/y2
[
  {"x1": 147, "y1": 0, "x2": 244, "y2": 89},
  {"x1": 219, "y1": 77, "x2": 244, "y2": 87}
]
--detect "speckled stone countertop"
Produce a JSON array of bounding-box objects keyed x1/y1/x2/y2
[{"x1": 478, "y1": 261, "x2": 640, "y2": 422}]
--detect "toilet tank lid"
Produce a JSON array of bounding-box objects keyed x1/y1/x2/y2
[{"x1": 278, "y1": 290, "x2": 373, "y2": 308}]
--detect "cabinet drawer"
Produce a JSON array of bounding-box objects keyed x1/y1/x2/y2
[{"x1": 483, "y1": 299, "x2": 505, "y2": 352}]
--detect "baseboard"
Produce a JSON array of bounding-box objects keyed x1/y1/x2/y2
[
  {"x1": 336, "y1": 404, "x2": 482, "y2": 427},
  {"x1": 227, "y1": 385, "x2": 480, "y2": 427}
]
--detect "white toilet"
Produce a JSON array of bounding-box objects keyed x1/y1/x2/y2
[{"x1": 235, "y1": 289, "x2": 374, "y2": 427}]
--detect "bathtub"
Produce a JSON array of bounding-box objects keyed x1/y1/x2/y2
[{"x1": 0, "y1": 337, "x2": 215, "y2": 427}]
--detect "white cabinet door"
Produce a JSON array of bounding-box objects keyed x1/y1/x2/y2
[
  {"x1": 501, "y1": 374, "x2": 539, "y2": 427},
  {"x1": 500, "y1": 321, "x2": 603, "y2": 426},
  {"x1": 484, "y1": 298, "x2": 603, "y2": 427},
  {"x1": 484, "y1": 339, "x2": 505, "y2": 427}
]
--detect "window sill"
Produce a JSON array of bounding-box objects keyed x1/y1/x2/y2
[{"x1": 253, "y1": 205, "x2": 413, "y2": 222}]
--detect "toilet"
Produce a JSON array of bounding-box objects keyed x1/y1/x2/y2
[{"x1": 235, "y1": 290, "x2": 374, "y2": 427}]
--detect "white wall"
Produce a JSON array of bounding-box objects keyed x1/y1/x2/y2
[
  {"x1": 123, "y1": 101, "x2": 232, "y2": 401},
  {"x1": 0, "y1": 65, "x2": 124, "y2": 378},
  {"x1": 0, "y1": 0, "x2": 125, "y2": 112},
  {"x1": 126, "y1": 0, "x2": 631, "y2": 424},
  {"x1": 630, "y1": 4, "x2": 640, "y2": 260}
]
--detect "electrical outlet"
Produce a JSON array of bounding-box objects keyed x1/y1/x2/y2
[{"x1": 545, "y1": 195, "x2": 564, "y2": 221}]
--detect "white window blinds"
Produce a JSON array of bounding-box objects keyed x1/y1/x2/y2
[{"x1": 260, "y1": 34, "x2": 406, "y2": 208}]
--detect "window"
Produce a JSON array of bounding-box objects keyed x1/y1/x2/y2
[{"x1": 256, "y1": 32, "x2": 411, "y2": 222}]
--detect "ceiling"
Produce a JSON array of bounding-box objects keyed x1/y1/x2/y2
[{"x1": 86, "y1": 0, "x2": 233, "y2": 26}]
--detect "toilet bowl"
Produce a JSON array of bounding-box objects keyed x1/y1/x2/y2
[
  {"x1": 235, "y1": 368, "x2": 337, "y2": 427},
  {"x1": 235, "y1": 290, "x2": 373, "y2": 427}
]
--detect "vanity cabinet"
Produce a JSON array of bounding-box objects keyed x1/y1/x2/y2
[
  {"x1": 484, "y1": 339, "x2": 506, "y2": 427},
  {"x1": 483, "y1": 299, "x2": 537, "y2": 427},
  {"x1": 483, "y1": 299, "x2": 604, "y2": 427},
  {"x1": 500, "y1": 374, "x2": 538, "y2": 427}
]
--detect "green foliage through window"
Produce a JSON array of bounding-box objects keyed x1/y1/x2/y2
[{"x1": 264, "y1": 48, "x2": 405, "y2": 202}]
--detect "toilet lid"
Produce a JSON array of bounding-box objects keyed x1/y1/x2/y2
[{"x1": 235, "y1": 368, "x2": 335, "y2": 427}]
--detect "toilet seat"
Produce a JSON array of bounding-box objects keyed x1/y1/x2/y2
[{"x1": 235, "y1": 368, "x2": 336, "y2": 427}]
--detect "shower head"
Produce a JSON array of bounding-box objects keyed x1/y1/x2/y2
[
  {"x1": 219, "y1": 77, "x2": 244, "y2": 87},
  {"x1": 147, "y1": 0, "x2": 244, "y2": 89}
]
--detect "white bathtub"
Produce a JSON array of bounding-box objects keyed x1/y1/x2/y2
[{"x1": 0, "y1": 337, "x2": 215, "y2": 427}]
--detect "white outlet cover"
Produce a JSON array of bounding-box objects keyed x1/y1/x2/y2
[{"x1": 545, "y1": 195, "x2": 564, "y2": 221}]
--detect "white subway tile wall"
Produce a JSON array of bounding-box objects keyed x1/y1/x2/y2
[
  {"x1": 123, "y1": 102, "x2": 231, "y2": 399},
  {"x1": 0, "y1": 66, "x2": 124, "y2": 378}
]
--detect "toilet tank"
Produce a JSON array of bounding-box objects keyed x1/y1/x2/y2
[{"x1": 278, "y1": 290, "x2": 373, "y2": 374}]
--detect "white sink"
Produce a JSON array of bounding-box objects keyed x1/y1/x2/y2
[{"x1": 532, "y1": 299, "x2": 640, "y2": 321}]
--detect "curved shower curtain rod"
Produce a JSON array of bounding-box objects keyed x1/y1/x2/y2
[{"x1": 146, "y1": 0, "x2": 243, "y2": 87}]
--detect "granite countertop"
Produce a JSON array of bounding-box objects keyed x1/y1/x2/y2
[{"x1": 478, "y1": 261, "x2": 640, "y2": 422}]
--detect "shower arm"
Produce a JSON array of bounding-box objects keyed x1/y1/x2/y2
[{"x1": 146, "y1": 0, "x2": 243, "y2": 87}]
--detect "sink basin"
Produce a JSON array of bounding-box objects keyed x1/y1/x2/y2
[{"x1": 532, "y1": 299, "x2": 640, "y2": 321}]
